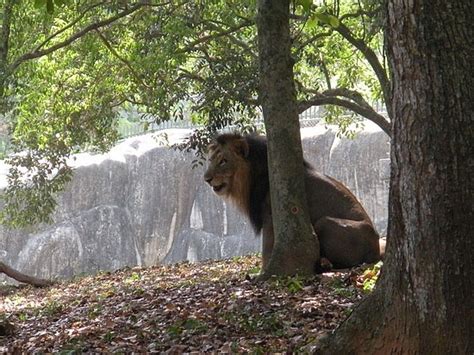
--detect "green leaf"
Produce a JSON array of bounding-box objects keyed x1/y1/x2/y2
[
  {"x1": 313, "y1": 13, "x2": 339, "y2": 28},
  {"x1": 307, "y1": 14, "x2": 318, "y2": 29},
  {"x1": 297, "y1": 0, "x2": 312, "y2": 12},
  {"x1": 313, "y1": 13, "x2": 329, "y2": 24},
  {"x1": 328, "y1": 15, "x2": 340, "y2": 28}
]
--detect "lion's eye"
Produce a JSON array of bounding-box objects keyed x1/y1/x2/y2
[{"x1": 219, "y1": 159, "x2": 227, "y2": 166}]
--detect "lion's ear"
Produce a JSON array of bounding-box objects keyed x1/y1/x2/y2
[{"x1": 233, "y1": 138, "x2": 249, "y2": 158}]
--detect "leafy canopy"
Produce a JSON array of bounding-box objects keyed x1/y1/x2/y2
[{"x1": 0, "y1": 0, "x2": 388, "y2": 226}]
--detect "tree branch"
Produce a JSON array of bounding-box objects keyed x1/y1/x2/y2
[
  {"x1": 334, "y1": 22, "x2": 391, "y2": 115},
  {"x1": 33, "y1": 2, "x2": 106, "y2": 53},
  {"x1": 8, "y1": 1, "x2": 155, "y2": 74},
  {"x1": 178, "y1": 68, "x2": 207, "y2": 83},
  {"x1": 323, "y1": 88, "x2": 374, "y2": 110},
  {"x1": 294, "y1": 30, "x2": 332, "y2": 53},
  {"x1": 206, "y1": 21, "x2": 256, "y2": 57},
  {"x1": 319, "y1": 56, "x2": 332, "y2": 90},
  {"x1": 289, "y1": 11, "x2": 391, "y2": 116},
  {"x1": 95, "y1": 29, "x2": 150, "y2": 89},
  {"x1": 177, "y1": 19, "x2": 253, "y2": 54},
  {"x1": 299, "y1": 90, "x2": 391, "y2": 137},
  {"x1": 339, "y1": 8, "x2": 381, "y2": 22},
  {"x1": 0, "y1": 261, "x2": 53, "y2": 287}
]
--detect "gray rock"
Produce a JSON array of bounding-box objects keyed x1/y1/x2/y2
[
  {"x1": 15, "y1": 205, "x2": 137, "y2": 279},
  {"x1": 0, "y1": 124, "x2": 390, "y2": 282}
]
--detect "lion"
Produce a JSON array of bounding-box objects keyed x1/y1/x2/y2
[{"x1": 204, "y1": 133, "x2": 383, "y2": 271}]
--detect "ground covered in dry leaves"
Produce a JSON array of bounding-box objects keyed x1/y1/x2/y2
[{"x1": 0, "y1": 255, "x2": 377, "y2": 353}]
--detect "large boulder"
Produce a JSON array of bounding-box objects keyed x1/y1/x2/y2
[{"x1": 0, "y1": 124, "x2": 390, "y2": 282}]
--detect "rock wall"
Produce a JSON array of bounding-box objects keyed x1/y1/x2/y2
[{"x1": 0, "y1": 124, "x2": 390, "y2": 282}]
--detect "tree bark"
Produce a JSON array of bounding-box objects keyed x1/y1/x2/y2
[
  {"x1": 0, "y1": 0, "x2": 14, "y2": 108},
  {"x1": 256, "y1": 0, "x2": 319, "y2": 278},
  {"x1": 318, "y1": 0, "x2": 474, "y2": 353},
  {"x1": 0, "y1": 261, "x2": 53, "y2": 287}
]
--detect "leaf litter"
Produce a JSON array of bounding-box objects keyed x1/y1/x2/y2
[{"x1": 0, "y1": 255, "x2": 376, "y2": 353}]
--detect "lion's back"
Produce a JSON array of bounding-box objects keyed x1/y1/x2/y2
[{"x1": 304, "y1": 169, "x2": 373, "y2": 224}]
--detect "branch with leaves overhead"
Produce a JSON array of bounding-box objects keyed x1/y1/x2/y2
[
  {"x1": 95, "y1": 29, "x2": 151, "y2": 90},
  {"x1": 333, "y1": 22, "x2": 391, "y2": 116},
  {"x1": 177, "y1": 19, "x2": 254, "y2": 54},
  {"x1": 6, "y1": 1, "x2": 168, "y2": 76},
  {"x1": 298, "y1": 88, "x2": 391, "y2": 136},
  {"x1": 1, "y1": 0, "x2": 394, "y2": 230}
]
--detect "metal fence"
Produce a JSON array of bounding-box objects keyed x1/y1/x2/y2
[
  {"x1": 0, "y1": 105, "x2": 379, "y2": 158},
  {"x1": 117, "y1": 118, "x2": 198, "y2": 139},
  {"x1": 0, "y1": 135, "x2": 11, "y2": 159},
  {"x1": 117, "y1": 105, "x2": 325, "y2": 139}
]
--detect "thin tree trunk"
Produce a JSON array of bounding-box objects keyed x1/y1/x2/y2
[
  {"x1": 318, "y1": 0, "x2": 474, "y2": 353},
  {"x1": 256, "y1": 0, "x2": 319, "y2": 278},
  {"x1": 0, "y1": 0, "x2": 14, "y2": 107},
  {"x1": 0, "y1": 261, "x2": 53, "y2": 287},
  {"x1": 0, "y1": 2, "x2": 51, "y2": 289}
]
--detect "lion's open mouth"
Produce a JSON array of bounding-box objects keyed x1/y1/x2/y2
[{"x1": 213, "y1": 183, "x2": 226, "y2": 193}]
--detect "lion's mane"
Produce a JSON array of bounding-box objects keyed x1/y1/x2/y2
[
  {"x1": 215, "y1": 134, "x2": 269, "y2": 233},
  {"x1": 215, "y1": 133, "x2": 312, "y2": 234}
]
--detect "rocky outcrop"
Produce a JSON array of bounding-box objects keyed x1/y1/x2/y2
[{"x1": 0, "y1": 124, "x2": 390, "y2": 282}]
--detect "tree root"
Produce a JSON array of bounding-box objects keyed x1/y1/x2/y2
[
  {"x1": 0, "y1": 261, "x2": 53, "y2": 287},
  {"x1": 315, "y1": 288, "x2": 387, "y2": 354}
]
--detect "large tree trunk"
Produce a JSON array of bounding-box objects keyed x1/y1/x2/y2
[
  {"x1": 256, "y1": 0, "x2": 319, "y2": 278},
  {"x1": 318, "y1": 0, "x2": 473, "y2": 353}
]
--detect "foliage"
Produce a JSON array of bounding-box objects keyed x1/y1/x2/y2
[
  {"x1": 269, "y1": 275, "x2": 308, "y2": 293},
  {"x1": 0, "y1": 0, "x2": 389, "y2": 226},
  {"x1": 328, "y1": 276, "x2": 357, "y2": 298},
  {"x1": 1, "y1": 1, "x2": 131, "y2": 226},
  {"x1": 359, "y1": 261, "x2": 382, "y2": 292}
]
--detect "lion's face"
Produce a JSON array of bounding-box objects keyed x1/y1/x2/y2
[{"x1": 204, "y1": 136, "x2": 249, "y2": 198}]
